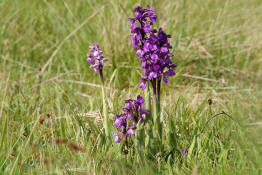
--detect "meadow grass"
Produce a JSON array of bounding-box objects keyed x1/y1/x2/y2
[{"x1": 0, "y1": 0, "x2": 262, "y2": 174}]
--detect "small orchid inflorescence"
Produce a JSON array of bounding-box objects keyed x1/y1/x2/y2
[
  {"x1": 87, "y1": 44, "x2": 109, "y2": 73},
  {"x1": 113, "y1": 95, "x2": 149, "y2": 143}
]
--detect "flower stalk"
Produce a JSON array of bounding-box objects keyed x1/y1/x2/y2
[
  {"x1": 87, "y1": 44, "x2": 110, "y2": 138},
  {"x1": 100, "y1": 72, "x2": 110, "y2": 137},
  {"x1": 152, "y1": 79, "x2": 162, "y2": 141},
  {"x1": 145, "y1": 82, "x2": 152, "y2": 122}
]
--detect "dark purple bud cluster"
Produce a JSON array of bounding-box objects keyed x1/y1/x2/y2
[
  {"x1": 113, "y1": 95, "x2": 149, "y2": 143},
  {"x1": 128, "y1": 5, "x2": 176, "y2": 89},
  {"x1": 87, "y1": 44, "x2": 109, "y2": 72}
]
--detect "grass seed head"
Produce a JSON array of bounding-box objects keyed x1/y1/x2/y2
[
  {"x1": 22, "y1": 131, "x2": 27, "y2": 137},
  {"x1": 3, "y1": 39, "x2": 9, "y2": 46},
  {"x1": 39, "y1": 117, "x2": 45, "y2": 125},
  {"x1": 67, "y1": 141, "x2": 86, "y2": 152},
  {"x1": 208, "y1": 98, "x2": 213, "y2": 105},
  {"x1": 54, "y1": 138, "x2": 68, "y2": 144},
  {"x1": 46, "y1": 113, "x2": 51, "y2": 118}
]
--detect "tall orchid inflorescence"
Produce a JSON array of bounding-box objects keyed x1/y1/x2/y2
[
  {"x1": 113, "y1": 95, "x2": 149, "y2": 143},
  {"x1": 129, "y1": 5, "x2": 176, "y2": 141},
  {"x1": 87, "y1": 44, "x2": 110, "y2": 137},
  {"x1": 128, "y1": 6, "x2": 176, "y2": 91}
]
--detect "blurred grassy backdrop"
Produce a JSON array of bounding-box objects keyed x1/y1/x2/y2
[{"x1": 0, "y1": 0, "x2": 262, "y2": 174}]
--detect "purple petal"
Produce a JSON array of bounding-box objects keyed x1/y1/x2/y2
[
  {"x1": 87, "y1": 58, "x2": 94, "y2": 64},
  {"x1": 132, "y1": 40, "x2": 139, "y2": 48},
  {"x1": 140, "y1": 116, "x2": 144, "y2": 123},
  {"x1": 130, "y1": 22, "x2": 136, "y2": 30},
  {"x1": 139, "y1": 82, "x2": 146, "y2": 90},
  {"x1": 149, "y1": 44, "x2": 157, "y2": 51},
  {"x1": 114, "y1": 114, "x2": 120, "y2": 119},
  {"x1": 128, "y1": 18, "x2": 135, "y2": 23},
  {"x1": 182, "y1": 149, "x2": 188, "y2": 156},
  {"x1": 94, "y1": 67, "x2": 100, "y2": 72},
  {"x1": 136, "y1": 95, "x2": 144, "y2": 104},
  {"x1": 168, "y1": 69, "x2": 176, "y2": 76},
  {"x1": 114, "y1": 117, "x2": 126, "y2": 128},
  {"x1": 150, "y1": 15, "x2": 157, "y2": 22},
  {"x1": 150, "y1": 33, "x2": 158, "y2": 41},
  {"x1": 135, "y1": 12, "x2": 143, "y2": 19},
  {"x1": 163, "y1": 76, "x2": 169, "y2": 83},
  {"x1": 136, "y1": 49, "x2": 144, "y2": 57},
  {"x1": 151, "y1": 54, "x2": 159, "y2": 61},
  {"x1": 143, "y1": 42, "x2": 150, "y2": 52},
  {"x1": 144, "y1": 26, "x2": 151, "y2": 33},
  {"x1": 143, "y1": 110, "x2": 150, "y2": 115},
  {"x1": 115, "y1": 136, "x2": 121, "y2": 143},
  {"x1": 127, "y1": 113, "x2": 132, "y2": 120},
  {"x1": 141, "y1": 61, "x2": 147, "y2": 68},
  {"x1": 126, "y1": 129, "x2": 135, "y2": 136},
  {"x1": 153, "y1": 65, "x2": 160, "y2": 71},
  {"x1": 161, "y1": 47, "x2": 168, "y2": 53},
  {"x1": 149, "y1": 72, "x2": 157, "y2": 79},
  {"x1": 93, "y1": 51, "x2": 99, "y2": 57}
]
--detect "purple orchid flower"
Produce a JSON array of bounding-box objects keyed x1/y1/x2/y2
[
  {"x1": 87, "y1": 44, "x2": 109, "y2": 86},
  {"x1": 113, "y1": 95, "x2": 149, "y2": 143},
  {"x1": 87, "y1": 44, "x2": 109, "y2": 73},
  {"x1": 128, "y1": 6, "x2": 176, "y2": 91}
]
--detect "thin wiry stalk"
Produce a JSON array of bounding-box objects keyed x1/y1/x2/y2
[
  {"x1": 145, "y1": 83, "x2": 152, "y2": 122},
  {"x1": 100, "y1": 70, "x2": 110, "y2": 138},
  {"x1": 156, "y1": 79, "x2": 162, "y2": 141}
]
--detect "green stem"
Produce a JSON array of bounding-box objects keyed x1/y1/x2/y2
[
  {"x1": 156, "y1": 79, "x2": 162, "y2": 140},
  {"x1": 145, "y1": 83, "x2": 152, "y2": 122},
  {"x1": 153, "y1": 93, "x2": 161, "y2": 141},
  {"x1": 100, "y1": 70, "x2": 110, "y2": 138},
  {"x1": 152, "y1": 79, "x2": 162, "y2": 142},
  {"x1": 101, "y1": 84, "x2": 110, "y2": 137}
]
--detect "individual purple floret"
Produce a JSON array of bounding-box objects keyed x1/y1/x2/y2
[
  {"x1": 87, "y1": 44, "x2": 109, "y2": 73},
  {"x1": 113, "y1": 95, "x2": 149, "y2": 143},
  {"x1": 128, "y1": 5, "x2": 176, "y2": 90},
  {"x1": 182, "y1": 149, "x2": 188, "y2": 156}
]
